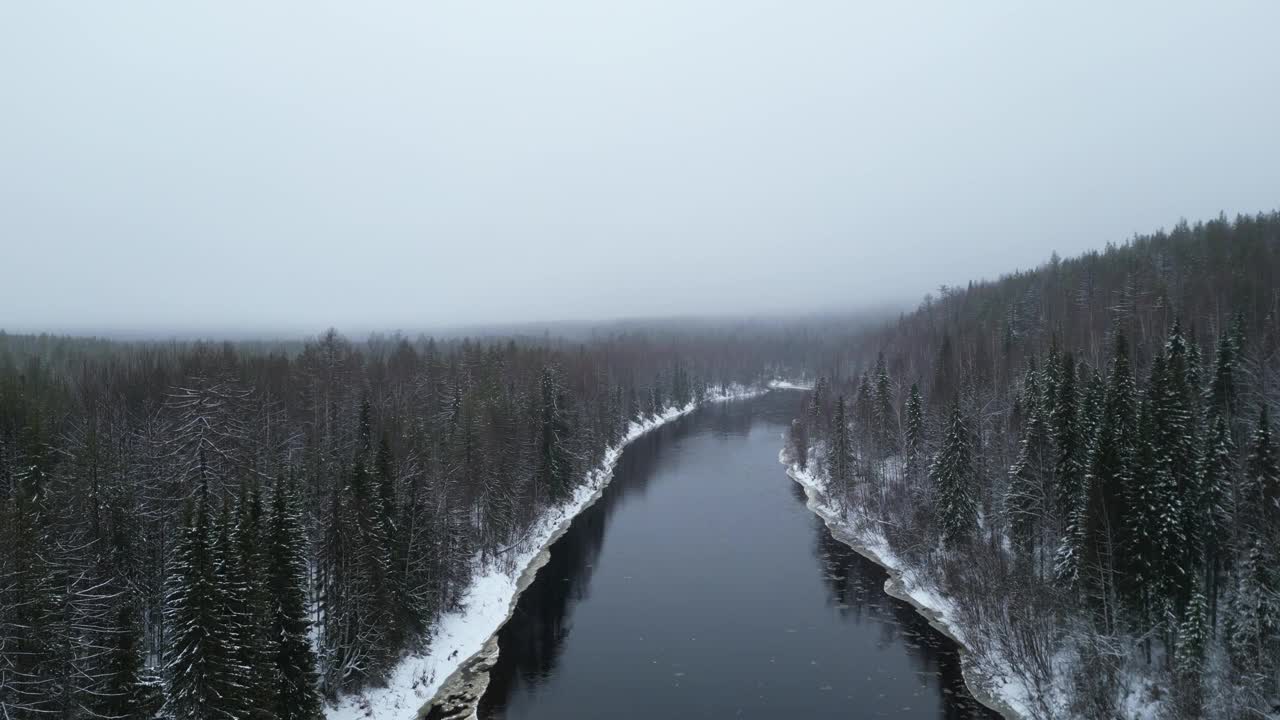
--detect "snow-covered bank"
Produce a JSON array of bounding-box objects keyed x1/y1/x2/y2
[
  {"x1": 766, "y1": 378, "x2": 814, "y2": 391},
  {"x1": 325, "y1": 383, "x2": 776, "y2": 720},
  {"x1": 781, "y1": 454, "x2": 1032, "y2": 720}
]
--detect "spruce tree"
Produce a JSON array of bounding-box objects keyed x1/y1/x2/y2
[
  {"x1": 1240, "y1": 405, "x2": 1278, "y2": 545},
  {"x1": 375, "y1": 432, "x2": 408, "y2": 646},
  {"x1": 1229, "y1": 405, "x2": 1280, "y2": 679},
  {"x1": 932, "y1": 402, "x2": 977, "y2": 547},
  {"x1": 1042, "y1": 338, "x2": 1063, "y2": 418},
  {"x1": 4, "y1": 442, "x2": 61, "y2": 717},
  {"x1": 1079, "y1": 366, "x2": 1105, "y2": 449},
  {"x1": 872, "y1": 353, "x2": 898, "y2": 456},
  {"x1": 829, "y1": 395, "x2": 855, "y2": 508},
  {"x1": 212, "y1": 499, "x2": 251, "y2": 720},
  {"x1": 1053, "y1": 363, "x2": 1098, "y2": 591},
  {"x1": 1051, "y1": 352, "x2": 1085, "y2": 530},
  {"x1": 1124, "y1": 374, "x2": 1164, "y2": 625},
  {"x1": 100, "y1": 600, "x2": 146, "y2": 720},
  {"x1": 1207, "y1": 328, "x2": 1239, "y2": 422},
  {"x1": 536, "y1": 366, "x2": 574, "y2": 503},
  {"x1": 1173, "y1": 589, "x2": 1209, "y2": 714},
  {"x1": 1198, "y1": 413, "x2": 1235, "y2": 627},
  {"x1": 234, "y1": 477, "x2": 275, "y2": 720},
  {"x1": 266, "y1": 475, "x2": 323, "y2": 720},
  {"x1": 1076, "y1": 332, "x2": 1138, "y2": 615},
  {"x1": 1007, "y1": 401, "x2": 1052, "y2": 573},
  {"x1": 1157, "y1": 320, "x2": 1203, "y2": 612},
  {"x1": 1226, "y1": 539, "x2": 1276, "y2": 677},
  {"x1": 165, "y1": 481, "x2": 241, "y2": 720},
  {"x1": 853, "y1": 371, "x2": 874, "y2": 441},
  {"x1": 903, "y1": 383, "x2": 926, "y2": 486}
]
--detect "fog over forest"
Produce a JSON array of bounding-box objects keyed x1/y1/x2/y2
[
  {"x1": 4, "y1": 2, "x2": 1280, "y2": 336},
  {"x1": 4, "y1": 4, "x2": 1280, "y2": 720}
]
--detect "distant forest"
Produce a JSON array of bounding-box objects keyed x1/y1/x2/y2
[
  {"x1": 3, "y1": 210, "x2": 1278, "y2": 720},
  {"x1": 789, "y1": 211, "x2": 1280, "y2": 718}
]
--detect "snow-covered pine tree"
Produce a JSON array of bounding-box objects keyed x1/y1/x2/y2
[
  {"x1": 211, "y1": 498, "x2": 251, "y2": 720},
  {"x1": 1173, "y1": 588, "x2": 1209, "y2": 714},
  {"x1": 1051, "y1": 352, "x2": 1085, "y2": 532},
  {"x1": 1042, "y1": 337, "x2": 1063, "y2": 418},
  {"x1": 829, "y1": 395, "x2": 854, "y2": 510},
  {"x1": 233, "y1": 476, "x2": 275, "y2": 720},
  {"x1": 1076, "y1": 332, "x2": 1138, "y2": 619},
  {"x1": 164, "y1": 480, "x2": 241, "y2": 720},
  {"x1": 375, "y1": 432, "x2": 410, "y2": 648},
  {"x1": 320, "y1": 404, "x2": 398, "y2": 692},
  {"x1": 1, "y1": 420, "x2": 63, "y2": 718},
  {"x1": 1123, "y1": 370, "x2": 1164, "y2": 626},
  {"x1": 536, "y1": 365, "x2": 575, "y2": 503},
  {"x1": 266, "y1": 475, "x2": 322, "y2": 720},
  {"x1": 99, "y1": 599, "x2": 147, "y2": 720},
  {"x1": 1239, "y1": 404, "x2": 1278, "y2": 547},
  {"x1": 1226, "y1": 539, "x2": 1276, "y2": 678},
  {"x1": 1228, "y1": 405, "x2": 1280, "y2": 684},
  {"x1": 853, "y1": 371, "x2": 874, "y2": 444},
  {"x1": 872, "y1": 353, "x2": 898, "y2": 457},
  {"x1": 1079, "y1": 366, "x2": 1105, "y2": 452},
  {"x1": 1207, "y1": 327, "x2": 1240, "y2": 423},
  {"x1": 903, "y1": 383, "x2": 926, "y2": 487},
  {"x1": 1054, "y1": 362, "x2": 1104, "y2": 590},
  {"x1": 1007, "y1": 400, "x2": 1052, "y2": 574},
  {"x1": 1135, "y1": 351, "x2": 1187, "y2": 623},
  {"x1": 932, "y1": 402, "x2": 977, "y2": 547},
  {"x1": 1197, "y1": 413, "x2": 1235, "y2": 628},
  {"x1": 1158, "y1": 320, "x2": 1203, "y2": 613}
]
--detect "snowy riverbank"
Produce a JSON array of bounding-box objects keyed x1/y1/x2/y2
[
  {"x1": 325, "y1": 382, "x2": 788, "y2": 720},
  {"x1": 781, "y1": 455, "x2": 1032, "y2": 720}
]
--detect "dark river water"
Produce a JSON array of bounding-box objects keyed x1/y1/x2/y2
[{"x1": 477, "y1": 391, "x2": 999, "y2": 719}]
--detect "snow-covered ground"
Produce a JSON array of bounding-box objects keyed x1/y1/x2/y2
[
  {"x1": 781, "y1": 454, "x2": 1033, "y2": 720},
  {"x1": 325, "y1": 383, "x2": 772, "y2": 720},
  {"x1": 766, "y1": 378, "x2": 814, "y2": 391}
]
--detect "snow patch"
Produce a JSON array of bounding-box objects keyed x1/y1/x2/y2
[{"x1": 767, "y1": 378, "x2": 815, "y2": 391}]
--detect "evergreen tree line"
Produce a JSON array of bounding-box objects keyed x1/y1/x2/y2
[
  {"x1": 788, "y1": 212, "x2": 1280, "y2": 718},
  {"x1": 0, "y1": 330, "x2": 772, "y2": 719}
]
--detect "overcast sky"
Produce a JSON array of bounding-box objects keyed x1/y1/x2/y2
[{"x1": 2, "y1": 2, "x2": 1278, "y2": 336}]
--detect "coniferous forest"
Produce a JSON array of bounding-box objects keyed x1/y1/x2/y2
[
  {"x1": 787, "y1": 212, "x2": 1280, "y2": 718},
  {"x1": 2, "y1": 211, "x2": 1279, "y2": 720},
  {"x1": 0, "y1": 328, "x2": 798, "y2": 719}
]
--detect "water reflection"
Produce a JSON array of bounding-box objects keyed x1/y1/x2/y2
[
  {"x1": 478, "y1": 394, "x2": 999, "y2": 720},
  {"x1": 808, "y1": 520, "x2": 995, "y2": 719},
  {"x1": 479, "y1": 411, "x2": 695, "y2": 715}
]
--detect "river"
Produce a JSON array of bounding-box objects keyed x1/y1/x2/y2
[{"x1": 475, "y1": 390, "x2": 999, "y2": 719}]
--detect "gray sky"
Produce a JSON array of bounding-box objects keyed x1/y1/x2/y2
[{"x1": 3, "y1": 1, "x2": 1278, "y2": 336}]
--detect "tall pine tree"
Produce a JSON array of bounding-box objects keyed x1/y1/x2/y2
[
  {"x1": 829, "y1": 395, "x2": 855, "y2": 510},
  {"x1": 266, "y1": 475, "x2": 322, "y2": 720},
  {"x1": 1075, "y1": 333, "x2": 1138, "y2": 619},
  {"x1": 164, "y1": 479, "x2": 243, "y2": 720},
  {"x1": 932, "y1": 402, "x2": 977, "y2": 547}
]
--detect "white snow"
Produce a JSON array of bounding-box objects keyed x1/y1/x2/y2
[
  {"x1": 767, "y1": 378, "x2": 815, "y2": 391},
  {"x1": 325, "y1": 383, "x2": 771, "y2": 720}
]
